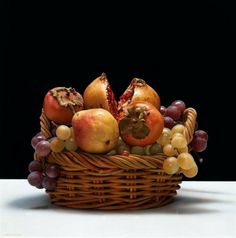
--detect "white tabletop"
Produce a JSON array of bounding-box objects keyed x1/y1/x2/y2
[{"x1": 0, "y1": 180, "x2": 236, "y2": 238}]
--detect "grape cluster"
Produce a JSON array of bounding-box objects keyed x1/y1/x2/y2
[
  {"x1": 107, "y1": 137, "x2": 163, "y2": 156},
  {"x1": 31, "y1": 126, "x2": 78, "y2": 156},
  {"x1": 27, "y1": 125, "x2": 78, "y2": 191},
  {"x1": 159, "y1": 99, "x2": 208, "y2": 177},
  {"x1": 27, "y1": 160, "x2": 60, "y2": 191},
  {"x1": 29, "y1": 125, "x2": 78, "y2": 190},
  {"x1": 31, "y1": 132, "x2": 50, "y2": 157},
  {"x1": 50, "y1": 125, "x2": 78, "y2": 152},
  {"x1": 160, "y1": 125, "x2": 198, "y2": 177},
  {"x1": 160, "y1": 100, "x2": 186, "y2": 129}
]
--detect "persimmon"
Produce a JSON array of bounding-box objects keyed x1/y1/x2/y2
[
  {"x1": 43, "y1": 87, "x2": 83, "y2": 125},
  {"x1": 119, "y1": 101, "x2": 164, "y2": 146}
]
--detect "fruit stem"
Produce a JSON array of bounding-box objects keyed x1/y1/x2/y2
[{"x1": 192, "y1": 151, "x2": 204, "y2": 163}]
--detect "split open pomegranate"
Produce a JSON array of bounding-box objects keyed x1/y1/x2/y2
[
  {"x1": 83, "y1": 73, "x2": 118, "y2": 119},
  {"x1": 118, "y1": 78, "x2": 160, "y2": 119}
]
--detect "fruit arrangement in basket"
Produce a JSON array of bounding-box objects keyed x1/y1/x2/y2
[{"x1": 28, "y1": 74, "x2": 208, "y2": 210}]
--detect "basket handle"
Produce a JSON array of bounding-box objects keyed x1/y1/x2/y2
[
  {"x1": 40, "y1": 107, "x2": 197, "y2": 144},
  {"x1": 40, "y1": 109, "x2": 53, "y2": 139},
  {"x1": 183, "y1": 107, "x2": 197, "y2": 144}
]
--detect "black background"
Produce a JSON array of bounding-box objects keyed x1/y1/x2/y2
[{"x1": 3, "y1": 1, "x2": 235, "y2": 180}]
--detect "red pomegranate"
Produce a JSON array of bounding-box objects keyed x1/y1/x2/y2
[
  {"x1": 83, "y1": 73, "x2": 118, "y2": 119},
  {"x1": 118, "y1": 78, "x2": 161, "y2": 119}
]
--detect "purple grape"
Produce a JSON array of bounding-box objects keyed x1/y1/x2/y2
[
  {"x1": 42, "y1": 177, "x2": 57, "y2": 191},
  {"x1": 171, "y1": 100, "x2": 186, "y2": 114},
  {"x1": 190, "y1": 136, "x2": 207, "y2": 152},
  {"x1": 28, "y1": 160, "x2": 42, "y2": 172},
  {"x1": 27, "y1": 171, "x2": 43, "y2": 187},
  {"x1": 164, "y1": 116, "x2": 175, "y2": 129},
  {"x1": 194, "y1": 130, "x2": 208, "y2": 141},
  {"x1": 35, "y1": 140, "x2": 51, "y2": 157},
  {"x1": 36, "y1": 184, "x2": 43, "y2": 189},
  {"x1": 160, "y1": 106, "x2": 166, "y2": 115},
  {"x1": 35, "y1": 132, "x2": 43, "y2": 137},
  {"x1": 31, "y1": 133, "x2": 46, "y2": 149},
  {"x1": 165, "y1": 105, "x2": 181, "y2": 121},
  {"x1": 45, "y1": 164, "x2": 60, "y2": 178}
]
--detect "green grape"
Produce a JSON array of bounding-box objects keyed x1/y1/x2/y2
[
  {"x1": 171, "y1": 136, "x2": 187, "y2": 149},
  {"x1": 107, "y1": 149, "x2": 117, "y2": 155},
  {"x1": 182, "y1": 165, "x2": 198, "y2": 178},
  {"x1": 144, "y1": 145, "x2": 152, "y2": 155},
  {"x1": 149, "y1": 143, "x2": 162, "y2": 154},
  {"x1": 177, "y1": 152, "x2": 195, "y2": 170},
  {"x1": 171, "y1": 124, "x2": 185, "y2": 135},
  {"x1": 50, "y1": 137, "x2": 65, "y2": 152},
  {"x1": 163, "y1": 144, "x2": 177, "y2": 156},
  {"x1": 163, "y1": 157, "x2": 179, "y2": 175},
  {"x1": 172, "y1": 132, "x2": 184, "y2": 139},
  {"x1": 163, "y1": 128, "x2": 172, "y2": 136},
  {"x1": 65, "y1": 137, "x2": 78, "y2": 151},
  {"x1": 56, "y1": 125, "x2": 71, "y2": 140},
  {"x1": 131, "y1": 146, "x2": 145, "y2": 155},
  {"x1": 116, "y1": 143, "x2": 130, "y2": 155},
  {"x1": 158, "y1": 132, "x2": 171, "y2": 146},
  {"x1": 157, "y1": 128, "x2": 172, "y2": 146},
  {"x1": 177, "y1": 146, "x2": 188, "y2": 153},
  {"x1": 117, "y1": 137, "x2": 125, "y2": 146}
]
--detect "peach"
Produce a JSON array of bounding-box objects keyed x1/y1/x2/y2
[{"x1": 72, "y1": 109, "x2": 119, "y2": 153}]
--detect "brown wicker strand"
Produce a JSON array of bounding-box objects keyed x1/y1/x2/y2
[
  {"x1": 183, "y1": 107, "x2": 197, "y2": 143},
  {"x1": 40, "y1": 109, "x2": 52, "y2": 138}
]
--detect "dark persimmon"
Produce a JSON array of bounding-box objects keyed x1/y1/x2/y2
[{"x1": 119, "y1": 101, "x2": 164, "y2": 146}]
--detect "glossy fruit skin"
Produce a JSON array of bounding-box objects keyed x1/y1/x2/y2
[
  {"x1": 171, "y1": 100, "x2": 186, "y2": 114},
  {"x1": 83, "y1": 73, "x2": 118, "y2": 119},
  {"x1": 72, "y1": 108, "x2": 119, "y2": 153},
  {"x1": 119, "y1": 102, "x2": 164, "y2": 146},
  {"x1": 194, "y1": 130, "x2": 208, "y2": 141},
  {"x1": 190, "y1": 136, "x2": 207, "y2": 152},
  {"x1": 43, "y1": 87, "x2": 83, "y2": 125},
  {"x1": 118, "y1": 78, "x2": 161, "y2": 120}
]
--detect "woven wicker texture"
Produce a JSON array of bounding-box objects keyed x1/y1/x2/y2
[{"x1": 38, "y1": 108, "x2": 197, "y2": 210}]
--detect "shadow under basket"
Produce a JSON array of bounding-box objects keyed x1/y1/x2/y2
[{"x1": 37, "y1": 108, "x2": 197, "y2": 210}]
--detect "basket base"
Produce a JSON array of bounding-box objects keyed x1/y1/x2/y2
[
  {"x1": 44, "y1": 152, "x2": 183, "y2": 210},
  {"x1": 47, "y1": 193, "x2": 178, "y2": 210}
]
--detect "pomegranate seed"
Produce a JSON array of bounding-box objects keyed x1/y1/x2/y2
[{"x1": 122, "y1": 150, "x2": 130, "y2": 156}]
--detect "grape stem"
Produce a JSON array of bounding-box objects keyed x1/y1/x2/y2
[
  {"x1": 41, "y1": 157, "x2": 46, "y2": 176},
  {"x1": 191, "y1": 151, "x2": 203, "y2": 163}
]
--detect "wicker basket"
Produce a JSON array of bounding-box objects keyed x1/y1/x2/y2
[{"x1": 36, "y1": 107, "x2": 197, "y2": 210}]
